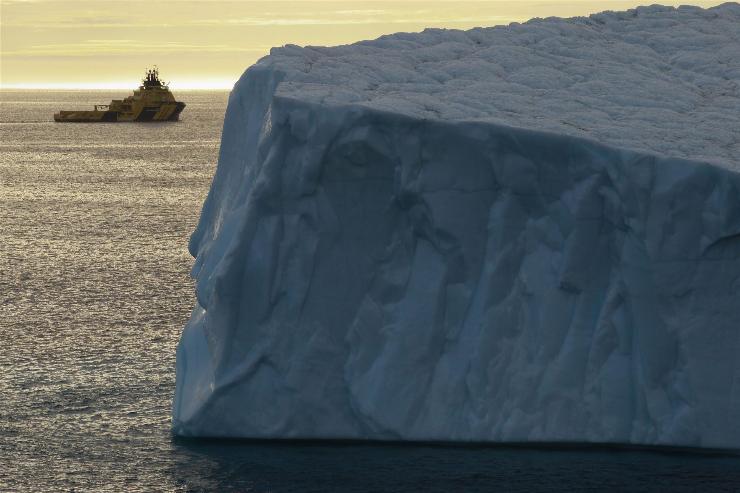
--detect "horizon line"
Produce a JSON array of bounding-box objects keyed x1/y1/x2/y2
[{"x1": 1, "y1": 80, "x2": 236, "y2": 90}]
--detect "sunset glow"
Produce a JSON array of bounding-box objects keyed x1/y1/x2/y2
[
  {"x1": 2, "y1": 79, "x2": 238, "y2": 91},
  {"x1": 0, "y1": 0, "x2": 729, "y2": 89}
]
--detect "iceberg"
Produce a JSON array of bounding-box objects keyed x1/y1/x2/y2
[{"x1": 173, "y1": 3, "x2": 740, "y2": 448}]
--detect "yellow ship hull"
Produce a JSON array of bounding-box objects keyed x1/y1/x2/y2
[{"x1": 54, "y1": 102, "x2": 185, "y2": 123}]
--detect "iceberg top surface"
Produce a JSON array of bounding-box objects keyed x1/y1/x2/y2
[{"x1": 257, "y1": 3, "x2": 740, "y2": 167}]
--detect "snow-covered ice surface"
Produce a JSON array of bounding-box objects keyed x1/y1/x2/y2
[
  {"x1": 272, "y1": 3, "x2": 740, "y2": 167},
  {"x1": 173, "y1": 4, "x2": 740, "y2": 449}
]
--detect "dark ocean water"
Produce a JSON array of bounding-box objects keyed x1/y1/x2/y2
[{"x1": 1, "y1": 90, "x2": 739, "y2": 492}]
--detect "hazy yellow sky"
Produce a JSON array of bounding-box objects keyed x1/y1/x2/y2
[{"x1": 0, "y1": 0, "x2": 728, "y2": 89}]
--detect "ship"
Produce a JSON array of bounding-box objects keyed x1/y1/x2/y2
[{"x1": 54, "y1": 68, "x2": 186, "y2": 122}]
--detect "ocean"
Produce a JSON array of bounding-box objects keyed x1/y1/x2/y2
[{"x1": 1, "y1": 90, "x2": 739, "y2": 492}]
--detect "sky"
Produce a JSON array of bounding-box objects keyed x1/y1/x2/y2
[{"x1": 0, "y1": 0, "x2": 728, "y2": 89}]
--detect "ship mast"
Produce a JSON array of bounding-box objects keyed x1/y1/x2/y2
[{"x1": 142, "y1": 66, "x2": 164, "y2": 89}]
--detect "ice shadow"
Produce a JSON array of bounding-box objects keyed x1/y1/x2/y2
[{"x1": 168, "y1": 437, "x2": 740, "y2": 492}]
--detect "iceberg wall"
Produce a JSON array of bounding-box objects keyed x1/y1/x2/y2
[{"x1": 173, "y1": 4, "x2": 740, "y2": 448}]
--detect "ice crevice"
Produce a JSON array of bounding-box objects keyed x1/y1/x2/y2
[{"x1": 174, "y1": 4, "x2": 740, "y2": 448}]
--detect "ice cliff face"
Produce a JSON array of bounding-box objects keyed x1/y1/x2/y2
[{"x1": 173, "y1": 4, "x2": 740, "y2": 448}]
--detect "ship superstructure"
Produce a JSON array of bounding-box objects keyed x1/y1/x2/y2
[{"x1": 54, "y1": 68, "x2": 186, "y2": 122}]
